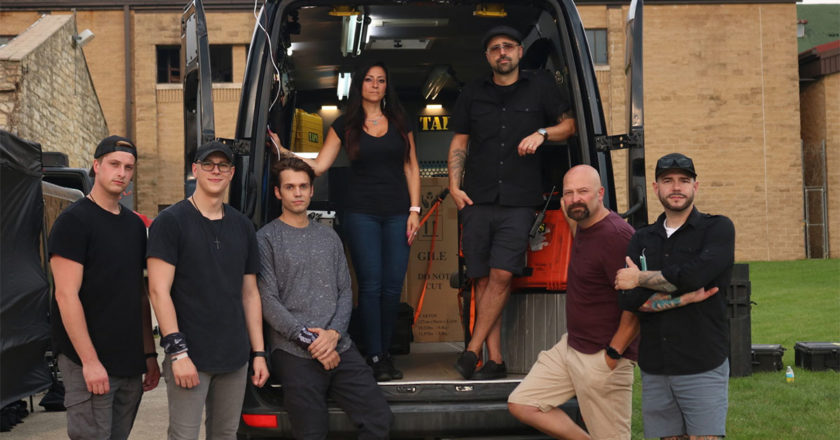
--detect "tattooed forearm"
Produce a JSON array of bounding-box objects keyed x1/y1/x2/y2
[
  {"x1": 448, "y1": 148, "x2": 467, "y2": 187},
  {"x1": 638, "y1": 271, "x2": 678, "y2": 293},
  {"x1": 558, "y1": 110, "x2": 574, "y2": 122},
  {"x1": 639, "y1": 293, "x2": 683, "y2": 312}
]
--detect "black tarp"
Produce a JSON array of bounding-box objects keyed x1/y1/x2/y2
[{"x1": 0, "y1": 130, "x2": 52, "y2": 408}]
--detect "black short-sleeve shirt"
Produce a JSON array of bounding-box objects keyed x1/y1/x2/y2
[
  {"x1": 48, "y1": 197, "x2": 147, "y2": 377},
  {"x1": 332, "y1": 115, "x2": 411, "y2": 216},
  {"x1": 450, "y1": 69, "x2": 570, "y2": 207},
  {"x1": 146, "y1": 200, "x2": 259, "y2": 373}
]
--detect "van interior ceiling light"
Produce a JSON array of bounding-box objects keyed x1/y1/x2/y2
[
  {"x1": 425, "y1": 104, "x2": 443, "y2": 110},
  {"x1": 337, "y1": 72, "x2": 352, "y2": 101},
  {"x1": 474, "y1": 3, "x2": 507, "y2": 18},
  {"x1": 321, "y1": 105, "x2": 339, "y2": 111},
  {"x1": 328, "y1": 5, "x2": 360, "y2": 17},
  {"x1": 72, "y1": 29, "x2": 94, "y2": 48},
  {"x1": 340, "y1": 12, "x2": 367, "y2": 57}
]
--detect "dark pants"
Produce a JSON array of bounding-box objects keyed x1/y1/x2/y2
[
  {"x1": 344, "y1": 212, "x2": 410, "y2": 357},
  {"x1": 271, "y1": 346, "x2": 392, "y2": 440}
]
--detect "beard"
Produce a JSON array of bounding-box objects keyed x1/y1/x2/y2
[
  {"x1": 565, "y1": 202, "x2": 591, "y2": 221},
  {"x1": 658, "y1": 191, "x2": 694, "y2": 212},
  {"x1": 491, "y1": 56, "x2": 519, "y2": 75}
]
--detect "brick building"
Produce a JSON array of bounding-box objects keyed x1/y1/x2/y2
[{"x1": 0, "y1": 0, "x2": 812, "y2": 261}]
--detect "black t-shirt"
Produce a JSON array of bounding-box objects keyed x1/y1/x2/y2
[
  {"x1": 146, "y1": 200, "x2": 259, "y2": 373},
  {"x1": 450, "y1": 69, "x2": 570, "y2": 207},
  {"x1": 48, "y1": 197, "x2": 147, "y2": 377},
  {"x1": 332, "y1": 115, "x2": 411, "y2": 216}
]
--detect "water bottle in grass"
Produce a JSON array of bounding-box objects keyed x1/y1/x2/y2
[{"x1": 785, "y1": 365, "x2": 795, "y2": 383}]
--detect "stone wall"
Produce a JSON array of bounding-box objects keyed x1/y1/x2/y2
[{"x1": 0, "y1": 14, "x2": 108, "y2": 168}]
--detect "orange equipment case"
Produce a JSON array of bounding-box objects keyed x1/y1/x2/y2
[{"x1": 511, "y1": 209, "x2": 573, "y2": 291}]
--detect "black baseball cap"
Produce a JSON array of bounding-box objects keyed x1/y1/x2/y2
[
  {"x1": 94, "y1": 135, "x2": 137, "y2": 159},
  {"x1": 655, "y1": 153, "x2": 697, "y2": 179},
  {"x1": 482, "y1": 25, "x2": 523, "y2": 49},
  {"x1": 194, "y1": 141, "x2": 234, "y2": 162}
]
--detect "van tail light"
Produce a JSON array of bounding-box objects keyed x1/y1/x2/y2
[{"x1": 241, "y1": 414, "x2": 278, "y2": 428}]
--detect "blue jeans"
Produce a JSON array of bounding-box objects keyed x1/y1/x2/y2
[{"x1": 344, "y1": 212, "x2": 410, "y2": 357}]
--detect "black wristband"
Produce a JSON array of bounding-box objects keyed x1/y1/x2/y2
[
  {"x1": 145, "y1": 352, "x2": 158, "y2": 359},
  {"x1": 606, "y1": 346, "x2": 622, "y2": 360},
  {"x1": 251, "y1": 351, "x2": 267, "y2": 358},
  {"x1": 160, "y1": 332, "x2": 188, "y2": 355}
]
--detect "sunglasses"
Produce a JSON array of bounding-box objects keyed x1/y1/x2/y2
[
  {"x1": 486, "y1": 42, "x2": 519, "y2": 55},
  {"x1": 656, "y1": 156, "x2": 693, "y2": 170}
]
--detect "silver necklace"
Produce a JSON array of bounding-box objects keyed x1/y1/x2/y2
[
  {"x1": 366, "y1": 114, "x2": 384, "y2": 125},
  {"x1": 189, "y1": 196, "x2": 224, "y2": 250}
]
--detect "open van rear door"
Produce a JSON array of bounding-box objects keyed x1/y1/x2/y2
[
  {"x1": 182, "y1": 0, "x2": 215, "y2": 197},
  {"x1": 622, "y1": 0, "x2": 647, "y2": 227}
]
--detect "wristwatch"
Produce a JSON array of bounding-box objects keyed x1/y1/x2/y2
[
  {"x1": 606, "y1": 346, "x2": 622, "y2": 360},
  {"x1": 537, "y1": 128, "x2": 548, "y2": 140}
]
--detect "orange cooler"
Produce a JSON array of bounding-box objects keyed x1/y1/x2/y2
[{"x1": 511, "y1": 209, "x2": 573, "y2": 291}]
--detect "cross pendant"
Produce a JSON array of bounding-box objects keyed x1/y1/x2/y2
[{"x1": 213, "y1": 237, "x2": 221, "y2": 249}]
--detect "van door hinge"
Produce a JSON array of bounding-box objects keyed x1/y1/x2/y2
[{"x1": 595, "y1": 128, "x2": 644, "y2": 152}]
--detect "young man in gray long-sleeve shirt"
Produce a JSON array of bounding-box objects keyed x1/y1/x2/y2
[{"x1": 257, "y1": 157, "x2": 392, "y2": 439}]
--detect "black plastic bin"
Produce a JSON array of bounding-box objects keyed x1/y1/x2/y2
[
  {"x1": 751, "y1": 344, "x2": 785, "y2": 372},
  {"x1": 794, "y1": 342, "x2": 840, "y2": 371}
]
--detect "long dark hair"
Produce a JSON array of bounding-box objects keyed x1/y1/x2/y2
[{"x1": 343, "y1": 61, "x2": 410, "y2": 161}]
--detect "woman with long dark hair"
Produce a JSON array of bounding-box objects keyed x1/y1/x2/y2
[{"x1": 269, "y1": 61, "x2": 420, "y2": 381}]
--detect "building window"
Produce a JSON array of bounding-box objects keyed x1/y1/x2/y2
[
  {"x1": 585, "y1": 29, "x2": 608, "y2": 65},
  {"x1": 210, "y1": 45, "x2": 233, "y2": 83},
  {"x1": 157, "y1": 44, "x2": 234, "y2": 84},
  {"x1": 157, "y1": 46, "x2": 180, "y2": 83}
]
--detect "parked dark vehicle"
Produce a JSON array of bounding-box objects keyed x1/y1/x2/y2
[{"x1": 181, "y1": 0, "x2": 645, "y2": 437}]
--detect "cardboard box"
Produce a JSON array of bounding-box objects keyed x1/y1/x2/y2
[{"x1": 404, "y1": 177, "x2": 463, "y2": 342}]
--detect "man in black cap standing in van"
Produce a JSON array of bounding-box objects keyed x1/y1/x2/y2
[
  {"x1": 615, "y1": 153, "x2": 734, "y2": 439},
  {"x1": 148, "y1": 141, "x2": 269, "y2": 439},
  {"x1": 448, "y1": 25, "x2": 577, "y2": 379},
  {"x1": 49, "y1": 135, "x2": 160, "y2": 439}
]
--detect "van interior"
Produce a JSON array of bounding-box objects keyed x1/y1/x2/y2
[{"x1": 253, "y1": 2, "x2": 583, "y2": 384}]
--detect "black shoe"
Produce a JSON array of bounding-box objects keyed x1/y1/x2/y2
[
  {"x1": 383, "y1": 355, "x2": 404, "y2": 380},
  {"x1": 454, "y1": 351, "x2": 479, "y2": 379},
  {"x1": 368, "y1": 355, "x2": 393, "y2": 382},
  {"x1": 472, "y1": 360, "x2": 507, "y2": 380}
]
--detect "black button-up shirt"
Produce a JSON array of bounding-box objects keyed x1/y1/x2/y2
[
  {"x1": 450, "y1": 70, "x2": 569, "y2": 207},
  {"x1": 618, "y1": 207, "x2": 735, "y2": 375}
]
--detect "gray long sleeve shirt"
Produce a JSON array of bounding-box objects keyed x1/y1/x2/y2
[{"x1": 256, "y1": 218, "x2": 353, "y2": 359}]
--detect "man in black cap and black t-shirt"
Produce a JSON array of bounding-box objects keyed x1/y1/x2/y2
[
  {"x1": 147, "y1": 141, "x2": 269, "y2": 439},
  {"x1": 448, "y1": 25, "x2": 577, "y2": 380},
  {"x1": 49, "y1": 135, "x2": 160, "y2": 439}
]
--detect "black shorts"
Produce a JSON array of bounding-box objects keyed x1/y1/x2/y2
[{"x1": 460, "y1": 204, "x2": 535, "y2": 279}]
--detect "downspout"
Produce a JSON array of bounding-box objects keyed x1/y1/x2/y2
[{"x1": 124, "y1": 4, "x2": 133, "y2": 139}]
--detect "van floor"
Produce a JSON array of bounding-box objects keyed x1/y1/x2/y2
[{"x1": 388, "y1": 342, "x2": 527, "y2": 382}]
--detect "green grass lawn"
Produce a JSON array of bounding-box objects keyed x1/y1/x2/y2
[{"x1": 630, "y1": 259, "x2": 840, "y2": 439}]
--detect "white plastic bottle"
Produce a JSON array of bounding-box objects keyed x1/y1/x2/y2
[{"x1": 785, "y1": 365, "x2": 795, "y2": 383}]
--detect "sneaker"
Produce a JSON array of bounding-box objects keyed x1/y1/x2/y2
[
  {"x1": 471, "y1": 360, "x2": 507, "y2": 380},
  {"x1": 454, "y1": 350, "x2": 479, "y2": 379},
  {"x1": 384, "y1": 355, "x2": 404, "y2": 380},
  {"x1": 368, "y1": 355, "x2": 393, "y2": 382}
]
